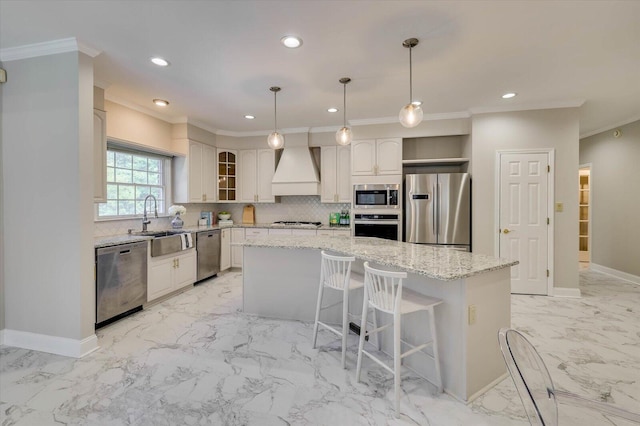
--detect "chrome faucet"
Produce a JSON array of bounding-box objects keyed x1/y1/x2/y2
[{"x1": 142, "y1": 194, "x2": 158, "y2": 232}]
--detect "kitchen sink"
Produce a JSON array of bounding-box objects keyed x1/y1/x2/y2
[{"x1": 133, "y1": 230, "x2": 194, "y2": 257}]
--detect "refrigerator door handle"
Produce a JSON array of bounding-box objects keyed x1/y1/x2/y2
[
  {"x1": 432, "y1": 184, "x2": 437, "y2": 236},
  {"x1": 437, "y1": 181, "x2": 442, "y2": 239}
]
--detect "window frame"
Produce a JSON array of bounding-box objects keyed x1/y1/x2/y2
[{"x1": 95, "y1": 144, "x2": 173, "y2": 221}]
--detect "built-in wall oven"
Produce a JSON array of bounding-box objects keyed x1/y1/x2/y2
[
  {"x1": 353, "y1": 184, "x2": 400, "y2": 209},
  {"x1": 353, "y1": 213, "x2": 400, "y2": 241}
]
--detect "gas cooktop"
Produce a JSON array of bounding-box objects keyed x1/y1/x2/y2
[{"x1": 271, "y1": 221, "x2": 322, "y2": 228}]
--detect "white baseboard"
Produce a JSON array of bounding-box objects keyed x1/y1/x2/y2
[
  {"x1": 552, "y1": 287, "x2": 582, "y2": 298},
  {"x1": 590, "y1": 263, "x2": 640, "y2": 285},
  {"x1": 2, "y1": 329, "x2": 99, "y2": 358}
]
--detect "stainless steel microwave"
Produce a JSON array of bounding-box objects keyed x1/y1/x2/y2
[{"x1": 353, "y1": 184, "x2": 400, "y2": 209}]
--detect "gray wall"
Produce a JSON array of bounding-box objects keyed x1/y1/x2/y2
[
  {"x1": 580, "y1": 120, "x2": 640, "y2": 276},
  {"x1": 471, "y1": 108, "x2": 580, "y2": 290},
  {"x1": 2, "y1": 52, "x2": 95, "y2": 341},
  {"x1": 0, "y1": 61, "x2": 4, "y2": 332}
]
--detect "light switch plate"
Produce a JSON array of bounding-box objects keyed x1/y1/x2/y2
[
  {"x1": 555, "y1": 202, "x2": 564, "y2": 212},
  {"x1": 468, "y1": 305, "x2": 477, "y2": 325}
]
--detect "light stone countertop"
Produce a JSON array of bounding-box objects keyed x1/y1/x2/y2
[
  {"x1": 238, "y1": 235, "x2": 518, "y2": 281},
  {"x1": 94, "y1": 223, "x2": 350, "y2": 248}
]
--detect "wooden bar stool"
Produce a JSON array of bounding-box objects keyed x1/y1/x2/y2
[
  {"x1": 312, "y1": 250, "x2": 377, "y2": 368},
  {"x1": 356, "y1": 261, "x2": 443, "y2": 417}
]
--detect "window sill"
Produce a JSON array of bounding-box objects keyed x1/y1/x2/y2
[{"x1": 94, "y1": 215, "x2": 172, "y2": 223}]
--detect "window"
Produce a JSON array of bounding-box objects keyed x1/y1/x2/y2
[{"x1": 98, "y1": 148, "x2": 169, "y2": 218}]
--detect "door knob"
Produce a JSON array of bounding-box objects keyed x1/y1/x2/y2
[{"x1": 503, "y1": 228, "x2": 512, "y2": 234}]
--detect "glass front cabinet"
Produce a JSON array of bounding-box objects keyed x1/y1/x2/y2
[{"x1": 218, "y1": 149, "x2": 237, "y2": 202}]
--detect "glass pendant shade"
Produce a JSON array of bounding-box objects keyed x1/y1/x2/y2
[
  {"x1": 335, "y1": 126, "x2": 352, "y2": 145},
  {"x1": 336, "y1": 77, "x2": 352, "y2": 145},
  {"x1": 268, "y1": 86, "x2": 284, "y2": 149},
  {"x1": 399, "y1": 103, "x2": 423, "y2": 128},
  {"x1": 267, "y1": 131, "x2": 284, "y2": 149},
  {"x1": 399, "y1": 38, "x2": 423, "y2": 128}
]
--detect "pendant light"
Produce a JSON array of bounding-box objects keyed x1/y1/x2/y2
[
  {"x1": 335, "y1": 77, "x2": 352, "y2": 146},
  {"x1": 267, "y1": 86, "x2": 284, "y2": 149},
  {"x1": 399, "y1": 38, "x2": 423, "y2": 128}
]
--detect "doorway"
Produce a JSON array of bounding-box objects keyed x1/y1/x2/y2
[
  {"x1": 579, "y1": 165, "x2": 591, "y2": 269},
  {"x1": 496, "y1": 149, "x2": 554, "y2": 295}
]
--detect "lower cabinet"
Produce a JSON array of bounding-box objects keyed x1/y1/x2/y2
[
  {"x1": 317, "y1": 228, "x2": 351, "y2": 237},
  {"x1": 220, "y1": 228, "x2": 231, "y2": 271},
  {"x1": 231, "y1": 228, "x2": 245, "y2": 268},
  {"x1": 148, "y1": 249, "x2": 197, "y2": 302}
]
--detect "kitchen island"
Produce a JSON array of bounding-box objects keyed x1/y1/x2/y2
[{"x1": 239, "y1": 235, "x2": 517, "y2": 403}]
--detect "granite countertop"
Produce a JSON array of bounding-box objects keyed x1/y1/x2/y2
[
  {"x1": 94, "y1": 223, "x2": 351, "y2": 248},
  {"x1": 238, "y1": 235, "x2": 518, "y2": 281}
]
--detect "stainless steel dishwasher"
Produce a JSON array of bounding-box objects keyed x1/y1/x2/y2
[
  {"x1": 96, "y1": 241, "x2": 147, "y2": 328},
  {"x1": 196, "y1": 229, "x2": 221, "y2": 282}
]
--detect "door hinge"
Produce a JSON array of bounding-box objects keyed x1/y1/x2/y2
[
  {"x1": 547, "y1": 217, "x2": 550, "y2": 225},
  {"x1": 546, "y1": 269, "x2": 550, "y2": 277},
  {"x1": 547, "y1": 165, "x2": 550, "y2": 173}
]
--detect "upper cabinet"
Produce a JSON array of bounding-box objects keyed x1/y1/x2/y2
[
  {"x1": 321, "y1": 146, "x2": 351, "y2": 203},
  {"x1": 351, "y1": 138, "x2": 402, "y2": 176},
  {"x1": 93, "y1": 109, "x2": 107, "y2": 202},
  {"x1": 217, "y1": 149, "x2": 237, "y2": 202},
  {"x1": 173, "y1": 140, "x2": 217, "y2": 203},
  {"x1": 238, "y1": 149, "x2": 276, "y2": 203}
]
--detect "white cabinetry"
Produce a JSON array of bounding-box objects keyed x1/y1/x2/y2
[
  {"x1": 148, "y1": 249, "x2": 197, "y2": 302},
  {"x1": 93, "y1": 109, "x2": 107, "y2": 202},
  {"x1": 220, "y1": 228, "x2": 231, "y2": 271},
  {"x1": 231, "y1": 228, "x2": 245, "y2": 268},
  {"x1": 217, "y1": 149, "x2": 237, "y2": 202},
  {"x1": 321, "y1": 146, "x2": 351, "y2": 203},
  {"x1": 269, "y1": 228, "x2": 292, "y2": 236},
  {"x1": 173, "y1": 140, "x2": 217, "y2": 203},
  {"x1": 239, "y1": 149, "x2": 276, "y2": 203},
  {"x1": 351, "y1": 138, "x2": 402, "y2": 176},
  {"x1": 317, "y1": 229, "x2": 351, "y2": 237}
]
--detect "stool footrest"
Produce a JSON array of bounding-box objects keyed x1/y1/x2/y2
[{"x1": 361, "y1": 349, "x2": 394, "y2": 375}]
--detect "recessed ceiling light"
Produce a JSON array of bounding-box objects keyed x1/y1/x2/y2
[
  {"x1": 502, "y1": 92, "x2": 517, "y2": 99},
  {"x1": 153, "y1": 99, "x2": 169, "y2": 107},
  {"x1": 150, "y1": 57, "x2": 169, "y2": 67},
  {"x1": 411, "y1": 100, "x2": 423, "y2": 106},
  {"x1": 281, "y1": 35, "x2": 302, "y2": 48},
  {"x1": 327, "y1": 108, "x2": 338, "y2": 113},
  {"x1": 244, "y1": 115, "x2": 255, "y2": 119}
]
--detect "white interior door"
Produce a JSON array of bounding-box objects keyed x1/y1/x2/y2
[{"x1": 499, "y1": 152, "x2": 549, "y2": 295}]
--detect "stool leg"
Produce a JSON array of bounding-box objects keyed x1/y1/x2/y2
[
  {"x1": 393, "y1": 312, "x2": 402, "y2": 417},
  {"x1": 371, "y1": 307, "x2": 380, "y2": 351},
  {"x1": 341, "y1": 287, "x2": 349, "y2": 369},
  {"x1": 428, "y1": 307, "x2": 443, "y2": 393},
  {"x1": 355, "y1": 294, "x2": 369, "y2": 383},
  {"x1": 312, "y1": 280, "x2": 325, "y2": 349}
]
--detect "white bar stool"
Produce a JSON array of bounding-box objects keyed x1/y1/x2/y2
[
  {"x1": 356, "y1": 261, "x2": 443, "y2": 417},
  {"x1": 312, "y1": 250, "x2": 377, "y2": 369}
]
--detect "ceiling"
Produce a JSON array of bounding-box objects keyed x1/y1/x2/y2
[{"x1": 1, "y1": 1, "x2": 639, "y2": 138}]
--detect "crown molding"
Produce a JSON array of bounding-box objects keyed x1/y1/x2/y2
[
  {"x1": 579, "y1": 113, "x2": 640, "y2": 139},
  {"x1": 0, "y1": 37, "x2": 101, "y2": 62},
  {"x1": 216, "y1": 126, "x2": 310, "y2": 137},
  {"x1": 310, "y1": 125, "x2": 342, "y2": 133},
  {"x1": 185, "y1": 118, "x2": 219, "y2": 135},
  {"x1": 104, "y1": 93, "x2": 182, "y2": 123},
  {"x1": 350, "y1": 111, "x2": 471, "y2": 127},
  {"x1": 469, "y1": 99, "x2": 585, "y2": 115},
  {"x1": 93, "y1": 79, "x2": 111, "y2": 90}
]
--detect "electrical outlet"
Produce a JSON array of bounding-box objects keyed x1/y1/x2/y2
[{"x1": 468, "y1": 305, "x2": 477, "y2": 325}]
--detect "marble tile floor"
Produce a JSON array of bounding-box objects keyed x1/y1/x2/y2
[{"x1": 1, "y1": 269, "x2": 638, "y2": 425}]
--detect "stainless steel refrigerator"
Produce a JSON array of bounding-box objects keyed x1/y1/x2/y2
[{"x1": 405, "y1": 173, "x2": 471, "y2": 250}]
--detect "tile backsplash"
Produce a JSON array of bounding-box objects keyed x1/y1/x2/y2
[{"x1": 94, "y1": 197, "x2": 350, "y2": 237}]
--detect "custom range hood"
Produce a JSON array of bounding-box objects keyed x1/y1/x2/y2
[{"x1": 271, "y1": 146, "x2": 320, "y2": 196}]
